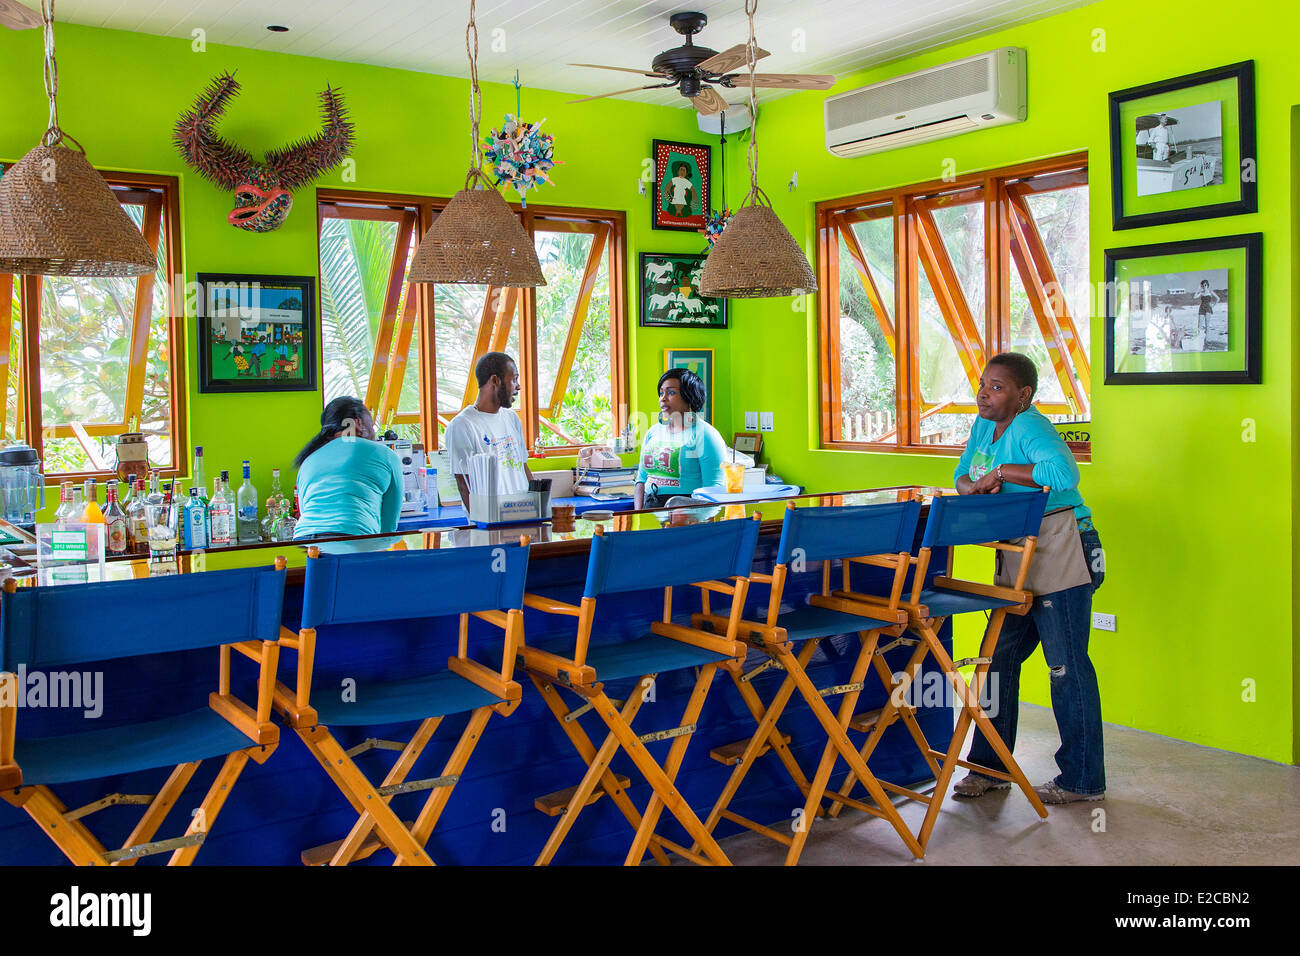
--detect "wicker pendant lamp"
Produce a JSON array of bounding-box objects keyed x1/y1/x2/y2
[
  {"x1": 0, "y1": 0, "x2": 154, "y2": 277},
  {"x1": 408, "y1": 0, "x2": 544, "y2": 287},
  {"x1": 699, "y1": 0, "x2": 816, "y2": 299}
]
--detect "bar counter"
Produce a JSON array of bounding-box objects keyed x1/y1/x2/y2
[{"x1": 0, "y1": 486, "x2": 956, "y2": 865}]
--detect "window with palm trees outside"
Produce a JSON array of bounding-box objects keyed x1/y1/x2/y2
[
  {"x1": 0, "y1": 173, "x2": 184, "y2": 478},
  {"x1": 318, "y1": 193, "x2": 626, "y2": 452},
  {"x1": 817, "y1": 155, "x2": 1090, "y2": 456}
]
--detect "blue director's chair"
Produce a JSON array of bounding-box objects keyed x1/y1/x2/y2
[
  {"x1": 519, "y1": 516, "x2": 761, "y2": 866},
  {"x1": 0, "y1": 563, "x2": 287, "y2": 865},
  {"x1": 276, "y1": 539, "x2": 529, "y2": 866}
]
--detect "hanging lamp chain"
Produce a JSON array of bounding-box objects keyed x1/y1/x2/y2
[
  {"x1": 742, "y1": 0, "x2": 768, "y2": 210},
  {"x1": 38, "y1": 0, "x2": 82, "y2": 153},
  {"x1": 464, "y1": 0, "x2": 488, "y2": 189}
]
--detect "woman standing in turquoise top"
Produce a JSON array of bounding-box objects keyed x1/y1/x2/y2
[
  {"x1": 633, "y1": 368, "x2": 727, "y2": 509},
  {"x1": 952, "y1": 353, "x2": 1107, "y2": 804},
  {"x1": 292, "y1": 396, "x2": 405, "y2": 539}
]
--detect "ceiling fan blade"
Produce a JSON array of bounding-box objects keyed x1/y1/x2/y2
[
  {"x1": 728, "y1": 73, "x2": 836, "y2": 90},
  {"x1": 567, "y1": 83, "x2": 675, "y2": 105},
  {"x1": 569, "y1": 63, "x2": 668, "y2": 79},
  {"x1": 697, "y1": 43, "x2": 770, "y2": 75},
  {"x1": 691, "y1": 87, "x2": 729, "y2": 116},
  {"x1": 0, "y1": 0, "x2": 42, "y2": 30}
]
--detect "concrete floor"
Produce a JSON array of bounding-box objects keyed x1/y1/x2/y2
[{"x1": 723, "y1": 703, "x2": 1300, "y2": 865}]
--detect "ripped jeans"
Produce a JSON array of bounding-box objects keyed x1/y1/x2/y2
[{"x1": 966, "y1": 528, "x2": 1106, "y2": 795}]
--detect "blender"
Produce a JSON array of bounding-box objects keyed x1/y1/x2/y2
[{"x1": 0, "y1": 445, "x2": 46, "y2": 528}]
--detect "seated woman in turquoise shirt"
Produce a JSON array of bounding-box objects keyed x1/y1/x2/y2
[
  {"x1": 292, "y1": 396, "x2": 405, "y2": 539},
  {"x1": 952, "y1": 353, "x2": 1106, "y2": 805},
  {"x1": 633, "y1": 368, "x2": 727, "y2": 509}
]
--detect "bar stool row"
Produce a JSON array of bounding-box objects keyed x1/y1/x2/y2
[{"x1": 0, "y1": 490, "x2": 1051, "y2": 866}]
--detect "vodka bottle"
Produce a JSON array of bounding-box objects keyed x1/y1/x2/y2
[
  {"x1": 192, "y1": 446, "x2": 208, "y2": 505},
  {"x1": 209, "y1": 471, "x2": 234, "y2": 546},
  {"x1": 236, "y1": 460, "x2": 259, "y2": 543},
  {"x1": 183, "y1": 487, "x2": 210, "y2": 550},
  {"x1": 104, "y1": 481, "x2": 128, "y2": 554}
]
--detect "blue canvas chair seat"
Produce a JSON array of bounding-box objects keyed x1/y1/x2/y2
[
  {"x1": 312, "y1": 672, "x2": 503, "y2": 727},
  {"x1": 278, "y1": 541, "x2": 529, "y2": 867},
  {"x1": 693, "y1": 500, "x2": 927, "y2": 864},
  {"x1": 16, "y1": 709, "x2": 254, "y2": 788},
  {"x1": 0, "y1": 564, "x2": 287, "y2": 866},
  {"x1": 518, "y1": 517, "x2": 762, "y2": 866},
  {"x1": 829, "y1": 491, "x2": 1053, "y2": 853}
]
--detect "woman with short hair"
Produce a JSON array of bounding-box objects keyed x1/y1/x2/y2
[{"x1": 633, "y1": 368, "x2": 727, "y2": 510}]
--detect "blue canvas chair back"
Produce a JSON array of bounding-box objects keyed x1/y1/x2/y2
[
  {"x1": 583, "y1": 519, "x2": 761, "y2": 598},
  {"x1": 301, "y1": 542, "x2": 530, "y2": 629},
  {"x1": 1, "y1": 566, "x2": 286, "y2": 672},
  {"x1": 775, "y1": 501, "x2": 921, "y2": 567},
  {"x1": 919, "y1": 491, "x2": 1050, "y2": 549}
]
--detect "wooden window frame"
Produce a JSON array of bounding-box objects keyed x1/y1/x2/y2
[
  {"x1": 817, "y1": 153, "x2": 1090, "y2": 461},
  {"x1": 317, "y1": 190, "x2": 628, "y2": 455},
  {"x1": 0, "y1": 171, "x2": 187, "y2": 480}
]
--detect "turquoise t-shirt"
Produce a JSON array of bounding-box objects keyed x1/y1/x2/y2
[
  {"x1": 954, "y1": 407, "x2": 1091, "y2": 521},
  {"x1": 294, "y1": 437, "x2": 405, "y2": 538},
  {"x1": 635, "y1": 420, "x2": 727, "y2": 498}
]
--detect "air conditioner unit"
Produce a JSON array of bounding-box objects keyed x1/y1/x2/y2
[{"x1": 825, "y1": 47, "x2": 1027, "y2": 158}]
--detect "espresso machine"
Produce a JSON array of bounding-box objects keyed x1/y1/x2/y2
[{"x1": 0, "y1": 444, "x2": 46, "y2": 529}]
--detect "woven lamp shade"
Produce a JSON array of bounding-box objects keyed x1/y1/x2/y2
[
  {"x1": 699, "y1": 204, "x2": 817, "y2": 299},
  {"x1": 408, "y1": 187, "x2": 545, "y2": 287},
  {"x1": 0, "y1": 145, "x2": 155, "y2": 277}
]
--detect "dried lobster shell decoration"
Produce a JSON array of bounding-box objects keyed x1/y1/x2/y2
[{"x1": 174, "y1": 72, "x2": 354, "y2": 232}]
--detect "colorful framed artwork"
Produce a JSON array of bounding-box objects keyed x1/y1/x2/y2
[
  {"x1": 197, "y1": 273, "x2": 317, "y2": 393},
  {"x1": 639, "y1": 252, "x2": 727, "y2": 328},
  {"x1": 1108, "y1": 61, "x2": 1256, "y2": 230},
  {"x1": 1103, "y1": 233, "x2": 1260, "y2": 385},
  {"x1": 651, "y1": 139, "x2": 710, "y2": 232},
  {"x1": 663, "y1": 347, "x2": 715, "y2": 424}
]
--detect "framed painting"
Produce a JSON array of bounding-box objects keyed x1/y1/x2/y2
[
  {"x1": 197, "y1": 273, "x2": 317, "y2": 393},
  {"x1": 663, "y1": 347, "x2": 714, "y2": 424},
  {"x1": 1103, "y1": 233, "x2": 1260, "y2": 384},
  {"x1": 1108, "y1": 61, "x2": 1256, "y2": 229},
  {"x1": 639, "y1": 252, "x2": 727, "y2": 328},
  {"x1": 652, "y1": 139, "x2": 710, "y2": 232}
]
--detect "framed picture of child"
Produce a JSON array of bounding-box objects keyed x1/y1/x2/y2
[
  {"x1": 651, "y1": 140, "x2": 710, "y2": 232},
  {"x1": 197, "y1": 273, "x2": 317, "y2": 393}
]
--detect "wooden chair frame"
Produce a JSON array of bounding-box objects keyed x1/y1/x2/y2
[
  {"x1": 273, "y1": 544, "x2": 527, "y2": 866},
  {"x1": 827, "y1": 514, "x2": 1050, "y2": 851},
  {"x1": 692, "y1": 501, "x2": 926, "y2": 863},
  {"x1": 0, "y1": 562, "x2": 284, "y2": 866},
  {"x1": 518, "y1": 523, "x2": 755, "y2": 866}
]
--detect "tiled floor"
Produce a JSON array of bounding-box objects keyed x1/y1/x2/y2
[{"x1": 723, "y1": 703, "x2": 1300, "y2": 865}]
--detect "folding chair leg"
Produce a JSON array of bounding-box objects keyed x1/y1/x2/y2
[
  {"x1": 724, "y1": 657, "x2": 814, "y2": 793},
  {"x1": 170, "y1": 749, "x2": 253, "y2": 865},
  {"x1": 2, "y1": 785, "x2": 109, "y2": 865},
  {"x1": 295, "y1": 725, "x2": 433, "y2": 866},
  {"x1": 534, "y1": 686, "x2": 650, "y2": 866},
  {"x1": 626, "y1": 663, "x2": 717, "y2": 865},
  {"x1": 529, "y1": 675, "x2": 670, "y2": 867},
  {"x1": 114, "y1": 760, "x2": 200, "y2": 867},
  {"x1": 399, "y1": 707, "x2": 495, "y2": 863}
]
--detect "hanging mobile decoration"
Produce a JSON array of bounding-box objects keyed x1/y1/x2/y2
[
  {"x1": 701, "y1": 112, "x2": 732, "y2": 250},
  {"x1": 484, "y1": 72, "x2": 559, "y2": 207}
]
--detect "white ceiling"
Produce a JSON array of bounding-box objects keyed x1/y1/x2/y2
[{"x1": 37, "y1": 0, "x2": 1095, "y2": 107}]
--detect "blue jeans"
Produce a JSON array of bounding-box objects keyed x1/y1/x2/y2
[{"x1": 966, "y1": 528, "x2": 1106, "y2": 795}]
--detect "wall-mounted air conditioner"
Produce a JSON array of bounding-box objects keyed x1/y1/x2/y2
[{"x1": 825, "y1": 47, "x2": 1027, "y2": 158}]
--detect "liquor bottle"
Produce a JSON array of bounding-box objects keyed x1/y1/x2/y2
[
  {"x1": 145, "y1": 471, "x2": 163, "y2": 507},
  {"x1": 81, "y1": 479, "x2": 105, "y2": 523},
  {"x1": 126, "y1": 478, "x2": 149, "y2": 554},
  {"x1": 192, "y1": 446, "x2": 208, "y2": 505},
  {"x1": 266, "y1": 468, "x2": 287, "y2": 514},
  {"x1": 236, "y1": 460, "x2": 259, "y2": 543},
  {"x1": 275, "y1": 504, "x2": 296, "y2": 542},
  {"x1": 209, "y1": 471, "x2": 233, "y2": 546},
  {"x1": 121, "y1": 473, "x2": 136, "y2": 510},
  {"x1": 69, "y1": 486, "x2": 85, "y2": 524},
  {"x1": 104, "y1": 481, "x2": 128, "y2": 555},
  {"x1": 183, "y1": 487, "x2": 210, "y2": 550},
  {"x1": 53, "y1": 481, "x2": 74, "y2": 525}
]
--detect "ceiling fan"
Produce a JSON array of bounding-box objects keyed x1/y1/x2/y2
[
  {"x1": 568, "y1": 11, "x2": 834, "y2": 115},
  {"x1": 0, "y1": 0, "x2": 41, "y2": 30}
]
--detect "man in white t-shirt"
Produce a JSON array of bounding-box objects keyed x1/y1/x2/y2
[{"x1": 444, "y1": 351, "x2": 533, "y2": 509}]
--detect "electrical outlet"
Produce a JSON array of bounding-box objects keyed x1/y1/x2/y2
[
  {"x1": 1091, "y1": 612, "x2": 1116, "y2": 632},
  {"x1": 744, "y1": 411, "x2": 759, "y2": 431},
  {"x1": 759, "y1": 412, "x2": 774, "y2": 432}
]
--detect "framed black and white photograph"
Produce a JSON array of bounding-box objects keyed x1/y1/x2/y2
[
  {"x1": 639, "y1": 252, "x2": 727, "y2": 328},
  {"x1": 1104, "y1": 233, "x2": 1260, "y2": 385},
  {"x1": 1109, "y1": 61, "x2": 1256, "y2": 229},
  {"x1": 197, "y1": 273, "x2": 317, "y2": 393}
]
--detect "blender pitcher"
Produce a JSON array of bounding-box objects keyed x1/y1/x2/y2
[{"x1": 0, "y1": 445, "x2": 45, "y2": 526}]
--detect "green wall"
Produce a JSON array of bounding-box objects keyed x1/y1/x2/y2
[
  {"x1": 0, "y1": 22, "x2": 715, "y2": 495},
  {"x1": 721, "y1": 0, "x2": 1298, "y2": 763}
]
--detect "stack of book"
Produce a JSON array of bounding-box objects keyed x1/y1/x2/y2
[{"x1": 573, "y1": 466, "x2": 636, "y2": 499}]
